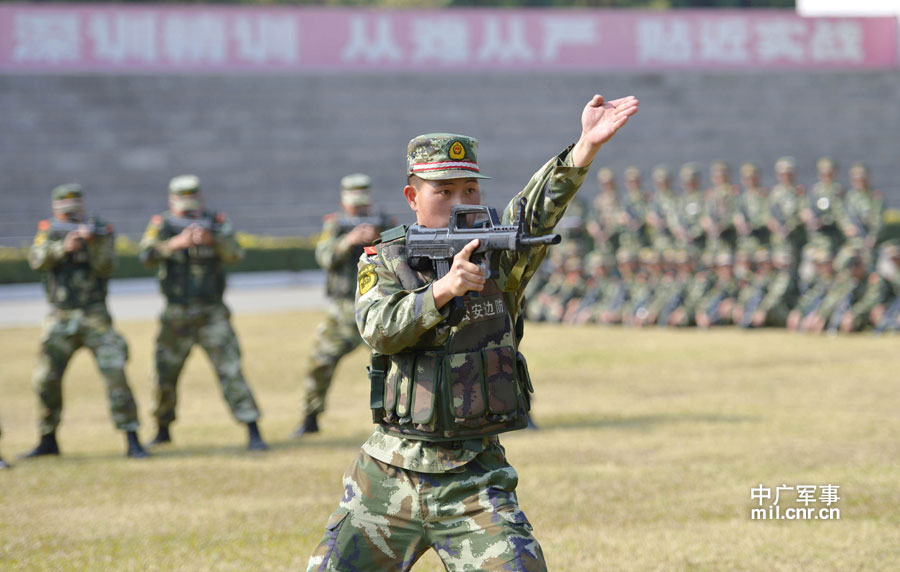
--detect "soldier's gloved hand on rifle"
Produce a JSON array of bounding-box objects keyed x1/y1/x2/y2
[{"x1": 432, "y1": 238, "x2": 486, "y2": 309}]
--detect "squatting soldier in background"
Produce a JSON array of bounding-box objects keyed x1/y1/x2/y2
[
  {"x1": 139, "y1": 175, "x2": 267, "y2": 451},
  {"x1": 840, "y1": 241, "x2": 900, "y2": 333},
  {"x1": 305, "y1": 93, "x2": 638, "y2": 571},
  {"x1": 702, "y1": 160, "x2": 739, "y2": 252},
  {"x1": 665, "y1": 250, "x2": 715, "y2": 328},
  {"x1": 22, "y1": 184, "x2": 147, "y2": 459},
  {"x1": 801, "y1": 248, "x2": 869, "y2": 334},
  {"x1": 566, "y1": 251, "x2": 618, "y2": 325},
  {"x1": 749, "y1": 248, "x2": 798, "y2": 328},
  {"x1": 623, "y1": 248, "x2": 659, "y2": 327},
  {"x1": 597, "y1": 249, "x2": 637, "y2": 325},
  {"x1": 618, "y1": 166, "x2": 648, "y2": 252},
  {"x1": 732, "y1": 248, "x2": 772, "y2": 327},
  {"x1": 294, "y1": 174, "x2": 392, "y2": 438},
  {"x1": 647, "y1": 164, "x2": 677, "y2": 251},
  {"x1": 788, "y1": 247, "x2": 835, "y2": 332},
  {"x1": 837, "y1": 162, "x2": 883, "y2": 250},
  {"x1": 695, "y1": 251, "x2": 740, "y2": 329}
]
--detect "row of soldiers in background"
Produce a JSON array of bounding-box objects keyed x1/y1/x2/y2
[{"x1": 525, "y1": 157, "x2": 899, "y2": 334}]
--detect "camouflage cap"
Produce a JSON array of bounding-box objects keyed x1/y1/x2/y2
[
  {"x1": 816, "y1": 156, "x2": 837, "y2": 174},
  {"x1": 651, "y1": 164, "x2": 670, "y2": 183},
  {"x1": 616, "y1": 249, "x2": 637, "y2": 264},
  {"x1": 680, "y1": 162, "x2": 700, "y2": 181},
  {"x1": 624, "y1": 166, "x2": 641, "y2": 181},
  {"x1": 714, "y1": 251, "x2": 734, "y2": 267},
  {"x1": 638, "y1": 247, "x2": 659, "y2": 265},
  {"x1": 849, "y1": 162, "x2": 868, "y2": 179},
  {"x1": 811, "y1": 246, "x2": 832, "y2": 265},
  {"x1": 597, "y1": 167, "x2": 615, "y2": 185},
  {"x1": 771, "y1": 248, "x2": 793, "y2": 266},
  {"x1": 775, "y1": 156, "x2": 796, "y2": 174},
  {"x1": 753, "y1": 247, "x2": 771, "y2": 264},
  {"x1": 168, "y1": 174, "x2": 202, "y2": 211},
  {"x1": 710, "y1": 160, "x2": 729, "y2": 175},
  {"x1": 51, "y1": 183, "x2": 84, "y2": 214},
  {"x1": 407, "y1": 133, "x2": 489, "y2": 181},
  {"x1": 739, "y1": 162, "x2": 759, "y2": 178},
  {"x1": 340, "y1": 173, "x2": 372, "y2": 207}
]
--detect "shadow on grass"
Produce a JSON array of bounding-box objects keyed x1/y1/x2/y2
[{"x1": 533, "y1": 412, "x2": 760, "y2": 431}]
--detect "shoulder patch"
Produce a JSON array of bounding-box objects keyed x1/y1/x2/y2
[
  {"x1": 380, "y1": 225, "x2": 408, "y2": 244},
  {"x1": 358, "y1": 263, "x2": 378, "y2": 295},
  {"x1": 215, "y1": 212, "x2": 226, "y2": 223},
  {"x1": 324, "y1": 213, "x2": 336, "y2": 222},
  {"x1": 38, "y1": 219, "x2": 50, "y2": 231},
  {"x1": 364, "y1": 245, "x2": 377, "y2": 256},
  {"x1": 151, "y1": 214, "x2": 163, "y2": 225}
]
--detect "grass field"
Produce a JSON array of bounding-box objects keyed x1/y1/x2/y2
[{"x1": 1, "y1": 310, "x2": 899, "y2": 571}]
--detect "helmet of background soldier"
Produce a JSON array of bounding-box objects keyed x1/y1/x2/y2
[
  {"x1": 168, "y1": 174, "x2": 202, "y2": 212},
  {"x1": 407, "y1": 133, "x2": 489, "y2": 180},
  {"x1": 340, "y1": 173, "x2": 372, "y2": 207},
  {"x1": 816, "y1": 156, "x2": 837, "y2": 175},
  {"x1": 597, "y1": 167, "x2": 615, "y2": 187},
  {"x1": 680, "y1": 162, "x2": 700, "y2": 185},
  {"x1": 652, "y1": 164, "x2": 670, "y2": 185},
  {"x1": 51, "y1": 183, "x2": 84, "y2": 214},
  {"x1": 624, "y1": 166, "x2": 641, "y2": 183},
  {"x1": 740, "y1": 162, "x2": 759, "y2": 179},
  {"x1": 775, "y1": 156, "x2": 796, "y2": 174}
]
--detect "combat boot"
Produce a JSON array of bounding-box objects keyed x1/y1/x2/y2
[
  {"x1": 148, "y1": 424, "x2": 171, "y2": 446},
  {"x1": 0, "y1": 455, "x2": 10, "y2": 469},
  {"x1": 21, "y1": 432, "x2": 60, "y2": 458},
  {"x1": 292, "y1": 414, "x2": 319, "y2": 438},
  {"x1": 247, "y1": 421, "x2": 268, "y2": 451},
  {"x1": 126, "y1": 431, "x2": 149, "y2": 459}
]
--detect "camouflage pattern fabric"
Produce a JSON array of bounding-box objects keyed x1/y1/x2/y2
[
  {"x1": 152, "y1": 303, "x2": 260, "y2": 426},
  {"x1": 303, "y1": 299, "x2": 363, "y2": 416},
  {"x1": 306, "y1": 445, "x2": 546, "y2": 572},
  {"x1": 32, "y1": 306, "x2": 138, "y2": 435}
]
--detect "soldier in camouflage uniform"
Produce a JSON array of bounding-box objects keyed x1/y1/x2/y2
[
  {"x1": 139, "y1": 175, "x2": 267, "y2": 451},
  {"x1": 787, "y1": 247, "x2": 835, "y2": 332},
  {"x1": 596, "y1": 249, "x2": 637, "y2": 325},
  {"x1": 702, "y1": 161, "x2": 739, "y2": 253},
  {"x1": 732, "y1": 248, "x2": 772, "y2": 328},
  {"x1": 647, "y1": 165, "x2": 677, "y2": 251},
  {"x1": 22, "y1": 184, "x2": 147, "y2": 459},
  {"x1": 748, "y1": 248, "x2": 798, "y2": 328},
  {"x1": 695, "y1": 251, "x2": 740, "y2": 329},
  {"x1": 801, "y1": 248, "x2": 869, "y2": 334},
  {"x1": 734, "y1": 163, "x2": 770, "y2": 255},
  {"x1": 295, "y1": 174, "x2": 393, "y2": 438},
  {"x1": 673, "y1": 163, "x2": 706, "y2": 251},
  {"x1": 836, "y1": 163, "x2": 884, "y2": 251},
  {"x1": 622, "y1": 248, "x2": 660, "y2": 327},
  {"x1": 587, "y1": 167, "x2": 622, "y2": 255},
  {"x1": 801, "y1": 157, "x2": 844, "y2": 255},
  {"x1": 767, "y1": 156, "x2": 807, "y2": 261},
  {"x1": 618, "y1": 166, "x2": 649, "y2": 253},
  {"x1": 839, "y1": 241, "x2": 900, "y2": 333},
  {"x1": 306, "y1": 94, "x2": 638, "y2": 571},
  {"x1": 664, "y1": 250, "x2": 715, "y2": 328},
  {"x1": 567, "y1": 251, "x2": 619, "y2": 325}
]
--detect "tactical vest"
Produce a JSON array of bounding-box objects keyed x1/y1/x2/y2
[
  {"x1": 325, "y1": 213, "x2": 393, "y2": 300},
  {"x1": 158, "y1": 212, "x2": 226, "y2": 305},
  {"x1": 367, "y1": 234, "x2": 533, "y2": 442},
  {"x1": 43, "y1": 227, "x2": 108, "y2": 310}
]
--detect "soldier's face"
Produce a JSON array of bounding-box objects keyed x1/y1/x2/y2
[
  {"x1": 404, "y1": 177, "x2": 481, "y2": 228},
  {"x1": 343, "y1": 203, "x2": 370, "y2": 217}
]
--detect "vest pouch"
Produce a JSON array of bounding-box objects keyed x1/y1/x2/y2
[
  {"x1": 388, "y1": 353, "x2": 416, "y2": 421},
  {"x1": 411, "y1": 354, "x2": 439, "y2": 425},
  {"x1": 484, "y1": 346, "x2": 520, "y2": 415},
  {"x1": 515, "y1": 350, "x2": 533, "y2": 412},
  {"x1": 445, "y1": 351, "x2": 487, "y2": 420}
]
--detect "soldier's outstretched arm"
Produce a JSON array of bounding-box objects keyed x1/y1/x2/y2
[{"x1": 572, "y1": 94, "x2": 639, "y2": 168}]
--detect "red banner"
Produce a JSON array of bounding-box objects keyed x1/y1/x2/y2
[{"x1": 0, "y1": 5, "x2": 896, "y2": 73}]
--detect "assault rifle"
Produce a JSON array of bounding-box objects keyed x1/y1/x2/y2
[
  {"x1": 337, "y1": 215, "x2": 385, "y2": 235},
  {"x1": 407, "y1": 198, "x2": 561, "y2": 325},
  {"x1": 166, "y1": 215, "x2": 219, "y2": 234},
  {"x1": 49, "y1": 219, "x2": 111, "y2": 237}
]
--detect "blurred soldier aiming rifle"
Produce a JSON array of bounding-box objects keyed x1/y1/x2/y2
[
  {"x1": 294, "y1": 174, "x2": 393, "y2": 437},
  {"x1": 22, "y1": 183, "x2": 147, "y2": 460},
  {"x1": 139, "y1": 175, "x2": 268, "y2": 451}
]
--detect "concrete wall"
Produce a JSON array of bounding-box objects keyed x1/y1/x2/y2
[{"x1": 1, "y1": 71, "x2": 898, "y2": 246}]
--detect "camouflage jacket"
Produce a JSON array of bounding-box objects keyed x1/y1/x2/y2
[
  {"x1": 29, "y1": 216, "x2": 115, "y2": 310},
  {"x1": 759, "y1": 270, "x2": 798, "y2": 315},
  {"x1": 816, "y1": 274, "x2": 867, "y2": 325},
  {"x1": 316, "y1": 212, "x2": 393, "y2": 300},
  {"x1": 836, "y1": 188, "x2": 884, "y2": 243},
  {"x1": 848, "y1": 269, "x2": 900, "y2": 330},
  {"x1": 356, "y1": 147, "x2": 589, "y2": 473},
  {"x1": 138, "y1": 210, "x2": 242, "y2": 305}
]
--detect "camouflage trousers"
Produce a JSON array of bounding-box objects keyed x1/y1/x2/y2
[
  {"x1": 153, "y1": 303, "x2": 260, "y2": 426},
  {"x1": 32, "y1": 305, "x2": 139, "y2": 435},
  {"x1": 307, "y1": 446, "x2": 547, "y2": 572},
  {"x1": 302, "y1": 299, "x2": 363, "y2": 416}
]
